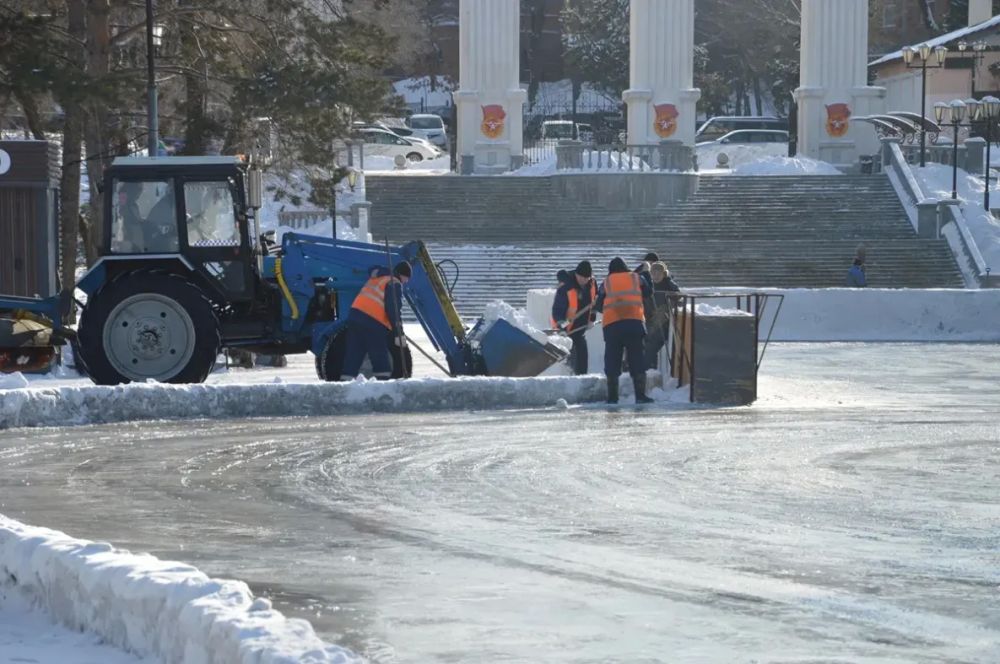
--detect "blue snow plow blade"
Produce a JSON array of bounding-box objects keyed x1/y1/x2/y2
[{"x1": 477, "y1": 319, "x2": 567, "y2": 378}]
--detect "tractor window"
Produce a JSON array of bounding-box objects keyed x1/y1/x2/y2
[
  {"x1": 184, "y1": 181, "x2": 239, "y2": 247},
  {"x1": 111, "y1": 180, "x2": 178, "y2": 253}
]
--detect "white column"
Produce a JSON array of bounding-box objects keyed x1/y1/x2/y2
[
  {"x1": 624, "y1": 0, "x2": 700, "y2": 146},
  {"x1": 453, "y1": 0, "x2": 525, "y2": 174},
  {"x1": 796, "y1": 0, "x2": 886, "y2": 165}
]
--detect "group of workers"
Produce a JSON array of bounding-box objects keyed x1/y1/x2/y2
[
  {"x1": 552, "y1": 252, "x2": 681, "y2": 404},
  {"x1": 341, "y1": 251, "x2": 683, "y2": 406}
]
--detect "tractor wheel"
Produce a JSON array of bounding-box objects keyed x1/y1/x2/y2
[
  {"x1": 318, "y1": 326, "x2": 413, "y2": 382},
  {"x1": 77, "y1": 271, "x2": 220, "y2": 385}
]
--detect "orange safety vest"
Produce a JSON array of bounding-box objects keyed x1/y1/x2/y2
[
  {"x1": 552, "y1": 281, "x2": 598, "y2": 332},
  {"x1": 351, "y1": 275, "x2": 396, "y2": 330},
  {"x1": 601, "y1": 272, "x2": 645, "y2": 326}
]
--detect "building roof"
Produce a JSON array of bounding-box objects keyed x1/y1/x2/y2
[{"x1": 869, "y1": 14, "x2": 1000, "y2": 67}]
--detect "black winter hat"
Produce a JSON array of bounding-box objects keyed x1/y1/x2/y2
[
  {"x1": 575, "y1": 261, "x2": 593, "y2": 278},
  {"x1": 608, "y1": 257, "x2": 628, "y2": 273},
  {"x1": 643, "y1": 252, "x2": 660, "y2": 263},
  {"x1": 394, "y1": 261, "x2": 413, "y2": 279},
  {"x1": 556, "y1": 269, "x2": 571, "y2": 285}
]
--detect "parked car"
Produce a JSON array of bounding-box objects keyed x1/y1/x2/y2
[
  {"x1": 405, "y1": 114, "x2": 448, "y2": 148},
  {"x1": 541, "y1": 120, "x2": 592, "y2": 142},
  {"x1": 358, "y1": 127, "x2": 442, "y2": 162},
  {"x1": 695, "y1": 116, "x2": 788, "y2": 143},
  {"x1": 696, "y1": 129, "x2": 790, "y2": 147},
  {"x1": 364, "y1": 122, "x2": 441, "y2": 152}
]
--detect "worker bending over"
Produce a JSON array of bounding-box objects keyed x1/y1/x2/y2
[
  {"x1": 340, "y1": 261, "x2": 412, "y2": 380},
  {"x1": 596, "y1": 257, "x2": 653, "y2": 404},
  {"x1": 551, "y1": 260, "x2": 597, "y2": 375}
]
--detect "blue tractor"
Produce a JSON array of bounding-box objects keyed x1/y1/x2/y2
[{"x1": 0, "y1": 156, "x2": 562, "y2": 383}]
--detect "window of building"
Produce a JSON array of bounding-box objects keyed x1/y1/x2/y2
[{"x1": 883, "y1": 0, "x2": 900, "y2": 28}]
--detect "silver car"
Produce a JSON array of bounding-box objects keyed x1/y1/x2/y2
[{"x1": 405, "y1": 114, "x2": 448, "y2": 148}]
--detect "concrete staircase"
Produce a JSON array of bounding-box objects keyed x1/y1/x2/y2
[{"x1": 368, "y1": 174, "x2": 963, "y2": 316}]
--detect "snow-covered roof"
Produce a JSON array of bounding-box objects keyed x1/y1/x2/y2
[{"x1": 869, "y1": 14, "x2": 1000, "y2": 67}]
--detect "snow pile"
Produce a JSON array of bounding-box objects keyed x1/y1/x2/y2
[
  {"x1": 0, "y1": 374, "x2": 622, "y2": 429},
  {"x1": 0, "y1": 372, "x2": 29, "y2": 390},
  {"x1": 914, "y1": 163, "x2": 1000, "y2": 270},
  {"x1": 482, "y1": 300, "x2": 572, "y2": 353},
  {"x1": 732, "y1": 156, "x2": 843, "y2": 176},
  {"x1": 364, "y1": 155, "x2": 452, "y2": 174},
  {"x1": 693, "y1": 303, "x2": 753, "y2": 317},
  {"x1": 0, "y1": 515, "x2": 360, "y2": 663},
  {"x1": 697, "y1": 142, "x2": 788, "y2": 171}
]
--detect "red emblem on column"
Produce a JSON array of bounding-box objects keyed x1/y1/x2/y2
[
  {"x1": 653, "y1": 103, "x2": 679, "y2": 139},
  {"x1": 826, "y1": 103, "x2": 852, "y2": 138},
  {"x1": 481, "y1": 105, "x2": 506, "y2": 139}
]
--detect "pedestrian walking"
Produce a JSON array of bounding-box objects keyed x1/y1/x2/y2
[
  {"x1": 644, "y1": 262, "x2": 681, "y2": 368},
  {"x1": 847, "y1": 257, "x2": 867, "y2": 287}
]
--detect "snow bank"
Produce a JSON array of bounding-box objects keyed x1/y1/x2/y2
[
  {"x1": 0, "y1": 374, "x2": 617, "y2": 430},
  {"x1": 732, "y1": 156, "x2": 843, "y2": 176},
  {"x1": 696, "y1": 143, "x2": 787, "y2": 171},
  {"x1": 364, "y1": 155, "x2": 451, "y2": 174},
  {"x1": 0, "y1": 372, "x2": 29, "y2": 389},
  {"x1": 527, "y1": 287, "x2": 1000, "y2": 342},
  {"x1": 0, "y1": 515, "x2": 359, "y2": 664},
  {"x1": 914, "y1": 163, "x2": 1000, "y2": 271}
]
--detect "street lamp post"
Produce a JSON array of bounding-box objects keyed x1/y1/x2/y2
[
  {"x1": 935, "y1": 99, "x2": 978, "y2": 201},
  {"x1": 957, "y1": 39, "x2": 988, "y2": 97},
  {"x1": 903, "y1": 43, "x2": 949, "y2": 168},
  {"x1": 978, "y1": 96, "x2": 1000, "y2": 210}
]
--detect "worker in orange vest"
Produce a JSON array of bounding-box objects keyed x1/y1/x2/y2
[
  {"x1": 596, "y1": 257, "x2": 653, "y2": 404},
  {"x1": 551, "y1": 261, "x2": 598, "y2": 375},
  {"x1": 340, "y1": 261, "x2": 412, "y2": 380}
]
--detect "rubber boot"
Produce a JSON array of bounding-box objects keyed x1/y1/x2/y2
[
  {"x1": 606, "y1": 376, "x2": 619, "y2": 404},
  {"x1": 633, "y1": 375, "x2": 654, "y2": 404}
]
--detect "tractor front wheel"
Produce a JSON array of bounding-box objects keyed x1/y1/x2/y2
[{"x1": 78, "y1": 272, "x2": 220, "y2": 385}]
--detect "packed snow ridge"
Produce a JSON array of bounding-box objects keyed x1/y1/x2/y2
[
  {"x1": 0, "y1": 515, "x2": 360, "y2": 664},
  {"x1": 0, "y1": 374, "x2": 617, "y2": 430}
]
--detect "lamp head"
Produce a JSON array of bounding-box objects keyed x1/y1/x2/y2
[
  {"x1": 919, "y1": 43, "x2": 933, "y2": 62},
  {"x1": 966, "y1": 98, "x2": 983, "y2": 121},
  {"x1": 934, "y1": 45, "x2": 949, "y2": 66},
  {"x1": 985, "y1": 96, "x2": 1000, "y2": 119},
  {"x1": 902, "y1": 46, "x2": 916, "y2": 65},
  {"x1": 958, "y1": 40, "x2": 968, "y2": 52},
  {"x1": 934, "y1": 101, "x2": 949, "y2": 124},
  {"x1": 950, "y1": 99, "x2": 968, "y2": 123}
]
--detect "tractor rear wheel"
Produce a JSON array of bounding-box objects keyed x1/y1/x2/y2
[
  {"x1": 317, "y1": 326, "x2": 413, "y2": 382},
  {"x1": 78, "y1": 272, "x2": 220, "y2": 385}
]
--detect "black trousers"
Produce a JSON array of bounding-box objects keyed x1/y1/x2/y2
[
  {"x1": 604, "y1": 320, "x2": 646, "y2": 379},
  {"x1": 569, "y1": 330, "x2": 588, "y2": 375}
]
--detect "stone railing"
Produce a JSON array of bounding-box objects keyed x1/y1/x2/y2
[
  {"x1": 555, "y1": 139, "x2": 697, "y2": 173},
  {"x1": 898, "y1": 137, "x2": 985, "y2": 176},
  {"x1": 882, "y1": 137, "x2": 997, "y2": 288}
]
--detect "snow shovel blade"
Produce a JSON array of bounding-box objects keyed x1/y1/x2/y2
[
  {"x1": 479, "y1": 319, "x2": 568, "y2": 378},
  {"x1": 0, "y1": 316, "x2": 56, "y2": 374}
]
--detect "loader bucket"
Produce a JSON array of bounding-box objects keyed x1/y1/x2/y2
[
  {"x1": 478, "y1": 318, "x2": 568, "y2": 377},
  {"x1": 0, "y1": 316, "x2": 56, "y2": 374}
]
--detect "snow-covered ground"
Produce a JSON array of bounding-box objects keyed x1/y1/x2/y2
[
  {"x1": 0, "y1": 515, "x2": 359, "y2": 664},
  {"x1": 913, "y1": 162, "x2": 1000, "y2": 271},
  {"x1": 695, "y1": 142, "x2": 788, "y2": 171},
  {"x1": 2, "y1": 343, "x2": 998, "y2": 663},
  {"x1": 363, "y1": 155, "x2": 452, "y2": 175}
]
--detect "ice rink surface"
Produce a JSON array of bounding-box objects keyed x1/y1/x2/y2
[{"x1": 1, "y1": 343, "x2": 999, "y2": 663}]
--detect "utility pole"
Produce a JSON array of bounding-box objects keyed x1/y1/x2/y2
[{"x1": 145, "y1": 0, "x2": 159, "y2": 157}]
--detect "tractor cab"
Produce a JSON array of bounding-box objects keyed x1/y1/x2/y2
[{"x1": 102, "y1": 156, "x2": 263, "y2": 303}]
